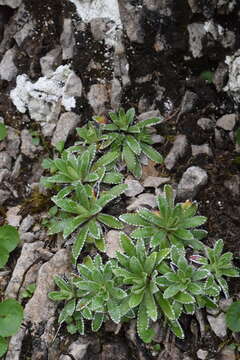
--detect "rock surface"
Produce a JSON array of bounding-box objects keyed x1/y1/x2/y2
[{"x1": 177, "y1": 166, "x2": 208, "y2": 199}]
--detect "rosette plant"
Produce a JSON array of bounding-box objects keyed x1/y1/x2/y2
[
  {"x1": 49, "y1": 254, "x2": 128, "y2": 335},
  {"x1": 41, "y1": 144, "x2": 123, "y2": 189},
  {"x1": 90, "y1": 108, "x2": 164, "y2": 178},
  {"x1": 190, "y1": 239, "x2": 239, "y2": 298},
  {"x1": 120, "y1": 185, "x2": 207, "y2": 250},
  {"x1": 113, "y1": 233, "x2": 177, "y2": 342},
  {"x1": 48, "y1": 183, "x2": 127, "y2": 262}
]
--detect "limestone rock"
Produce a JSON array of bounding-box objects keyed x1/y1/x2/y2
[
  {"x1": 40, "y1": 46, "x2": 61, "y2": 76},
  {"x1": 87, "y1": 84, "x2": 109, "y2": 114},
  {"x1": 0, "y1": 0, "x2": 21, "y2": 8},
  {"x1": 24, "y1": 249, "x2": 71, "y2": 325},
  {"x1": 216, "y1": 114, "x2": 237, "y2": 131},
  {"x1": 0, "y1": 48, "x2": 17, "y2": 81},
  {"x1": 127, "y1": 193, "x2": 156, "y2": 211},
  {"x1": 5, "y1": 241, "x2": 44, "y2": 298},
  {"x1": 164, "y1": 135, "x2": 188, "y2": 170},
  {"x1": 51, "y1": 112, "x2": 80, "y2": 146},
  {"x1": 105, "y1": 230, "x2": 122, "y2": 258},
  {"x1": 60, "y1": 18, "x2": 75, "y2": 60},
  {"x1": 191, "y1": 143, "x2": 213, "y2": 157},
  {"x1": 207, "y1": 312, "x2": 227, "y2": 338},
  {"x1": 177, "y1": 166, "x2": 208, "y2": 199},
  {"x1": 124, "y1": 179, "x2": 144, "y2": 197}
]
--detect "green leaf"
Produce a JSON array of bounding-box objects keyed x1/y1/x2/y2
[
  {"x1": 214, "y1": 239, "x2": 224, "y2": 257},
  {"x1": 119, "y1": 213, "x2": 149, "y2": 226},
  {"x1": 126, "y1": 135, "x2": 141, "y2": 155},
  {"x1": 0, "y1": 123, "x2": 7, "y2": 141},
  {"x1": 169, "y1": 320, "x2": 184, "y2": 339},
  {"x1": 92, "y1": 151, "x2": 119, "y2": 170},
  {"x1": 192, "y1": 269, "x2": 209, "y2": 281},
  {"x1": 226, "y1": 301, "x2": 240, "y2": 332},
  {"x1": 140, "y1": 142, "x2": 163, "y2": 163},
  {"x1": 0, "y1": 336, "x2": 8, "y2": 357},
  {"x1": 97, "y1": 213, "x2": 123, "y2": 229},
  {"x1": 62, "y1": 215, "x2": 89, "y2": 238},
  {"x1": 138, "y1": 117, "x2": 163, "y2": 128},
  {"x1": 95, "y1": 237, "x2": 106, "y2": 252},
  {"x1": 102, "y1": 172, "x2": 124, "y2": 184},
  {"x1": 59, "y1": 299, "x2": 76, "y2": 323},
  {"x1": 120, "y1": 232, "x2": 136, "y2": 257},
  {"x1": 72, "y1": 226, "x2": 89, "y2": 262},
  {"x1": 52, "y1": 197, "x2": 88, "y2": 215},
  {"x1": 174, "y1": 292, "x2": 195, "y2": 304},
  {"x1": 145, "y1": 288, "x2": 158, "y2": 321},
  {"x1": 88, "y1": 219, "x2": 101, "y2": 239},
  {"x1": 137, "y1": 303, "x2": 154, "y2": 343},
  {"x1": 144, "y1": 252, "x2": 157, "y2": 274},
  {"x1": 0, "y1": 225, "x2": 20, "y2": 268},
  {"x1": 54, "y1": 276, "x2": 72, "y2": 292},
  {"x1": 129, "y1": 256, "x2": 144, "y2": 274},
  {"x1": 0, "y1": 299, "x2": 23, "y2": 337},
  {"x1": 174, "y1": 229, "x2": 194, "y2": 240},
  {"x1": 129, "y1": 292, "x2": 144, "y2": 308},
  {"x1": 126, "y1": 108, "x2": 135, "y2": 125},
  {"x1": 187, "y1": 283, "x2": 203, "y2": 295},
  {"x1": 96, "y1": 184, "x2": 127, "y2": 208},
  {"x1": 122, "y1": 143, "x2": 137, "y2": 173},
  {"x1": 92, "y1": 312, "x2": 104, "y2": 331},
  {"x1": 155, "y1": 292, "x2": 176, "y2": 320},
  {"x1": 163, "y1": 285, "x2": 181, "y2": 299},
  {"x1": 107, "y1": 300, "x2": 121, "y2": 323},
  {"x1": 181, "y1": 216, "x2": 207, "y2": 228}
]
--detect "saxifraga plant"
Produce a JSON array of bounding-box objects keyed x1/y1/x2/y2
[
  {"x1": 78, "y1": 108, "x2": 163, "y2": 179},
  {"x1": 41, "y1": 143, "x2": 124, "y2": 189},
  {"x1": 48, "y1": 183, "x2": 127, "y2": 262},
  {"x1": 48, "y1": 254, "x2": 131, "y2": 335},
  {"x1": 49, "y1": 235, "x2": 239, "y2": 343},
  {"x1": 120, "y1": 184, "x2": 207, "y2": 250}
]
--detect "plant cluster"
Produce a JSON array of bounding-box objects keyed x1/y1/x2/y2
[
  {"x1": 0, "y1": 225, "x2": 23, "y2": 357},
  {"x1": 42, "y1": 108, "x2": 239, "y2": 344},
  {"x1": 49, "y1": 231, "x2": 238, "y2": 343}
]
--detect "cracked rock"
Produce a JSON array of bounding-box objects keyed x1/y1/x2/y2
[
  {"x1": 24, "y1": 249, "x2": 71, "y2": 325},
  {"x1": 216, "y1": 114, "x2": 237, "y2": 131},
  {"x1": 6, "y1": 127, "x2": 20, "y2": 159},
  {"x1": 177, "y1": 166, "x2": 208, "y2": 199},
  {"x1": 164, "y1": 135, "x2": 188, "y2": 170},
  {"x1": 124, "y1": 179, "x2": 144, "y2": 197},
  {"x1": 5, "y1": 241, "x2": 44, "y2": 298},
  {"x1": 51, "y1": 112, "x2": 80, "y2": 146},
  {"x1": 6, "y1": 206, "x2": 22, "y2": 227},
  {"x1": 207, "y1": 312, "x2": 227, "y2": 338}
]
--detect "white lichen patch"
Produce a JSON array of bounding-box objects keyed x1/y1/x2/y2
[
  {"x1": 224, "y1": 50, "x2": 240, "y2": 102},
  {"x1": 69, "y1": 0, "x2": 122, "y2": 47},
  {"x1": 10, "y1": 65, "x2": 77, "y2": 122}
]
